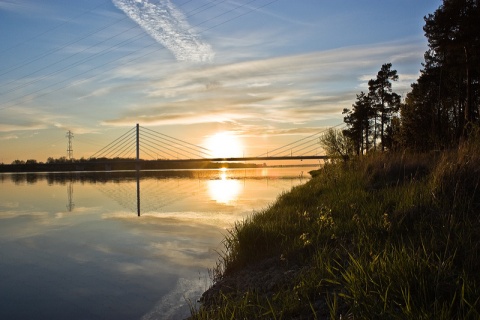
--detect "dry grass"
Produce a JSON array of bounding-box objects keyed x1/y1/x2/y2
[{"x1": 192, "y1": 135, "x2": 480, "y2": 319}]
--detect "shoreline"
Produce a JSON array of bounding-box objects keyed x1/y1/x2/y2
[{"x1": 191, "y1": 147, "x2": 480, "y2": 318}]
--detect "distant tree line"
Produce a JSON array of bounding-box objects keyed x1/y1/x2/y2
[
  {"x1": 1, "y1": 156, "x2": 258, "y2": 172},
  {"x1": 6, "y1": 157, "x2": 134, "y2": 166},
  {"x1": 322, "y1": 0, "x2": 479, "y2": 157}
]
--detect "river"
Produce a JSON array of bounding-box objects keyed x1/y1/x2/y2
[{"x1": 0, "y1": 166, "x2": 315, "y2": 319}]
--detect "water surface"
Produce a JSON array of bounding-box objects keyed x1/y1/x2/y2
[{"x1": 0, "y1": 167, "x2": 314, "y2": 319}]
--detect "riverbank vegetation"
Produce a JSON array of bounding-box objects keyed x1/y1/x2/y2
[
  {"x1": 193, "y1": 135, "x2": 480, "y2": 319},
  {"x1": 192, "y1": 0, "x2": 480, "y2": 318}
]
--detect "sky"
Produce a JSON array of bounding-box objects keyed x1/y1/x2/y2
[{"x1": 0, "y1": 0, "x2": 443, "y2": 163}]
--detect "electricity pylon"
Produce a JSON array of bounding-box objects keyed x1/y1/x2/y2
[{"x1": 66, "y1": 130, "x2": 74, "y2": 159}]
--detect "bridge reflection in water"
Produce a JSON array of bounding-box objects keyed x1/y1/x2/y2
[
  {"x1": 90, "y1": 168, "x2": 306, "y2": 217},
  {"x1": 4, "y1": 169, "x2": 308, "y2": 217}
]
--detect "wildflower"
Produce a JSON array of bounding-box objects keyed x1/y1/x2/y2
[
  {"x1": 300, "y1": 233, "x2": 311, "y2": 246},
  {"x1": 317, "y1": 206, "x2": 334, "y2": 229},
  {"x1": 302, "y1": 210, "x2": 311, "y2": 221},
  {"x1": 382, "y1": 213, "x2": 391, "y2": 230}
]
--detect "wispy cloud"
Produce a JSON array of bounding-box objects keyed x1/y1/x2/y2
[
  {"x1": 112, "y1": 0, "x2": 214, "y2": 62},
  {"x1": 0, "y1": 123, "x2": 47, "y2": 133},
  {"x1": 0, "y1": 107, "x2": 98, "y2": 134},
  {"x1": 103, "y1": 40, "x2": 425, "y2": 128},
  {"x1": 0, "y1": 133, "x2": 19, "y2": 140}
]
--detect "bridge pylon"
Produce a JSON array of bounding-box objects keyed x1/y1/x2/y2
[{"x1": 136, "y1": 123, "x2": 140, "y2": 170}]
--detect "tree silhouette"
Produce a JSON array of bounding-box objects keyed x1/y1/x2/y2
[{"x1": 368, "y1": 63, "x2": 401, "y2": 151}]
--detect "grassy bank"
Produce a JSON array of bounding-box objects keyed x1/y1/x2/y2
[{"x1": 192, "y1": 138, "x2": 480, "y2": 319}]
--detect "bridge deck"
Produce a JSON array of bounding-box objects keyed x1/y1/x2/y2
[{"x1": 181, "y1": 155, "x2": 329, "y2": 162}]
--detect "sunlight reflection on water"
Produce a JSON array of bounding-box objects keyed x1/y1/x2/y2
[
  {"x1": 0, "y1": 167, "x2": 316, "y2": 319},
  {"x1": 207, "y1": 174, "x2": 242, "y2": 204}
]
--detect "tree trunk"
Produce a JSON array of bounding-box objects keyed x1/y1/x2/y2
[{"x1": 463, "y1": 46, "x2": 473, "y2": 137}]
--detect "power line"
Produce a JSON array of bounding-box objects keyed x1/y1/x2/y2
[
  {"x1": 0, "y1": 0, "x2": 111, "y2": 55},
  {"x1": 1, "y1": 0, "x2": 282, "y2": 112},
  {"x1": 1, "y1": 36, "x2": 147, "y2": 100},
  {"x1": 188, "y1": 0, "x2": 258, "y2": 31},
  {"x1": 183, "y1": 0, "x2": 230, "y2": 18},
  {"x1": 177, "y1": 0, "x2": 196, "y2": 7},
  {"x1": 197, "y1": 0, "x2": 280, "y2": 33},
  {"x1": 1, "y1": 25, "x2": 146, "y2": 95},
  {"x1": 0, "y1": 15, "x2": 130, "y2": 77},
  {"x1": 0, "y1": 36, "x2": 159, "y2": 111}
]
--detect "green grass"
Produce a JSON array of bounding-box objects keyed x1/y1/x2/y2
[{"x1": 191, "y1": 138, "x2": 480, "y2": 319}]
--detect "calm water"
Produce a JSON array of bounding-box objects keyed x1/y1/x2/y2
[{"x1": 0, "y1": 167, "x2": 315, "y2": 320}]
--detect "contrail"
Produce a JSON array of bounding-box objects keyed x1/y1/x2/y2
[{"x1": 112, "y1": 0, "x2": 214, "y2": 62}]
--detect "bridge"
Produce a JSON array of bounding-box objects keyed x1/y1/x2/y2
[{"x1": 89, "y1": 124, "x2": 336, "y2": 164}]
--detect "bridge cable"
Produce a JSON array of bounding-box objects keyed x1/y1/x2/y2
[
  {"x1": 140, "y1": 139, "x2": 183, "y2": 159},
  {"x1": 115, "y1": 138, "x2": 137, "y2": 159},
  {"x1": 90, "y1": 126, "x2": 135, "y2": 159},
  {"x1": 140, "y1": 130, "x2": 203, "y2": 158},
  {"x1": 141, "y1": 131, "x2": 209, "y2": 159},
  {"x1": 138, "y1": 146, "x2": 156, "y2": 160},
  {"x1": 255, "y1": 123, "x2": 344, "y2": 157},
  {"x1": 141, "y1": 126, "x2": 211, "y2": 153},
  {"x1": 270, "y1": 136, "x2": 320, "y2": 157},
  {"x1": 101, "y1": 130, "x2": 136, "y2": 158}
]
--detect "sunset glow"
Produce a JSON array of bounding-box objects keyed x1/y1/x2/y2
[
  {"x1": 204, "y1": 132, "x2": 244, "y2": 159},
  {"x1": 0, "y1": 1, "x2": 442, "y2": 163}
]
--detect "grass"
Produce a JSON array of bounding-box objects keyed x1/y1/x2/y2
[{"x1": 191, "y1": 137, "x2": 480, "y2": 319}]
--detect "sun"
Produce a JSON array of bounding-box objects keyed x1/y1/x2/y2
[{"x1": 204, "y1": 131, "x2": 243, "y2": 158}]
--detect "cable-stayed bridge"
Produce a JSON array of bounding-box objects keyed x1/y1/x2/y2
[{"x1": 89, "y1": 124, "x2": 338, "y2": 163}]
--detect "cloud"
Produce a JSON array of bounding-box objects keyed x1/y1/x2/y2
[
  {"x1": 52, "y1": 122, "x2": 100, "y2": 135},
  {"x1": 0, "y1": 123, "x2": 47, "y2": 133},
  {"x1": 77, "y1": 87, "x2": 113, "y2": 99},
  {"x1": 141, "y1": 277, "x2": 208, "y2": 320},
  {"x1": 0, "y1": 133, "x2": 19, "y2": 140},
  {"x1": 102, "y1": 40, "x2": 425, "y2": 129},
  {"x1": 112, "y1": 0, "x2": 214, "y2": 62},
  {"x1": 0, "y1": 105, "x2": 102, "y2": 135}
]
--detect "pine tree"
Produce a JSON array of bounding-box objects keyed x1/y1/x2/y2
[
  {"x1": 424, "y1": 0, "x2": 480, "y2": 135},
  {"x1": 368, "y1": 63, "x2": 401, "y2": 151},
  {"x1": 343, "y1": 92, "x2": 373, "y2": 155}
]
